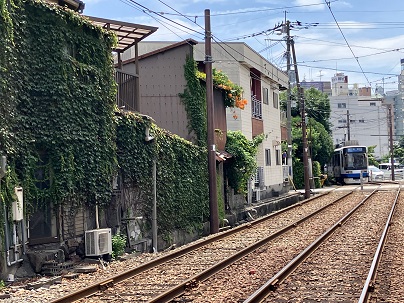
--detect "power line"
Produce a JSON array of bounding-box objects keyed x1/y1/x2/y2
[
  {"x1": 154, "y1": 1, "x2": 338, "y2": 18},
  {"x1": 324, "y1": 0, "x2": 371, "y2": 87},
  {"x1": 125, "y1": 0, "x2": 204, "y2": 35}
]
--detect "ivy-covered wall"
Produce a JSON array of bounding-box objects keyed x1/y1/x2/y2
[
  {"x1": 115, "y1": 112, "x2": 209, "y2": 238},
  {"x1": 0, "y1": 0, "x2": 212, "y2": 245}
]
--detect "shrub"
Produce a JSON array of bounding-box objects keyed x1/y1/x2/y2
[{"x1": 111, "y1": 234, "x2": 127, "y2": 259}]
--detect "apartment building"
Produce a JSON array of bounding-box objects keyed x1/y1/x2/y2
[{"x1": 329, "y1": 73, "x2": 389, "y2": 158}]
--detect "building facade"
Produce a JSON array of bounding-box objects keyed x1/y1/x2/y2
[
  {"x1": 193, "y1": 42, "x2": 289, "y2": 201},
  {"x1": 329, "y1": 73, "x2": 389, "y2": 158},
  {"x1": 132, "y1": 41, "x2": 290, "y2": 201}
]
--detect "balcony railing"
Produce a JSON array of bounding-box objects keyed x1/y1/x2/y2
[
  {"x1": 115, "y1": 69, "x2": 138, "y2": 111},
  {"x1": 251, "y1": 95, "x2": 262, "y2": 119}
]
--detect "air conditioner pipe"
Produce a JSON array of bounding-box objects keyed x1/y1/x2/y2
[
  {"x1": 95, "y1": 204, "x2": 100, "y2": 229},
  {"x1": 10, "y1": 222, "x2": 23, "y2": 266},
  {"x1": 3, "y1": 204, "x2": 23, "y2": 266}
]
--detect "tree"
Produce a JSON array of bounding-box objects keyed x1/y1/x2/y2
[
  {"x1": 367, "y1": 145, "x2": 379, "y2": 166},
  {"x1": 280, "y1": 87, "x2": 333, "y2": 171},
  {"x1": 280, "y1": 87, "x2": 331, "y2": 133},
  {"x1": 304, "y1": 88, "x2": 332, "y2": 133}
]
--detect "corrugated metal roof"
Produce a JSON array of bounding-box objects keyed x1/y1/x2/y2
[{"x1": 86, "y1": 16, "x2": 158, "y2": 53}]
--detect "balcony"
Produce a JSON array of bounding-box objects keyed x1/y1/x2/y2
[
  {"x1": 115, "y1": 69, "x2": 139, "y2": 111},
  {"x1": 251, "y1": 95, "x2": 262, "y2": 119}
]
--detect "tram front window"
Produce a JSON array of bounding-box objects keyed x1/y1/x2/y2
[{"x1": 344, "y1": 153, "x2": 366, "y2": 169}]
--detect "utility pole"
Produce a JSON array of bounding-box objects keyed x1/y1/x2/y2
[
  {"x1": 286, "y1": 20, "x2": 293, "y2": 180},
  {"x1": 346, "y1": 109, "x2": 350, "y2": 141},
  {"x1": 204, "y1": 9, "x2": 219, "y2": 234},
  {"x1": 291, "y1": 38, "x2": 310, "y2": 199},
  {"x1": 388, "y1": 104, "x2": 395, "y2": 181}
]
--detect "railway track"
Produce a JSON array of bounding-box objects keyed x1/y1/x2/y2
[
  {"x1": 244, "y1": 185, "x2": 401, "y2": 302},
  {"x1": 5, "y1": 184, "x2": 401, "y2": 303},
  {"x1": 362, "y1": 191, "x2": 404, "y2": 303},
  {"x1": 47, "y1": 189, "x2": 352, "y2": 303}
]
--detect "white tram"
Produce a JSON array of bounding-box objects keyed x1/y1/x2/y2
[{"x1": 329, "y1": 144, "x2": 369, "y2": 185}]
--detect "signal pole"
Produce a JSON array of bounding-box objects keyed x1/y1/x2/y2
[
  {"x1": 204, "y1": 9, "x2": 219, "y2": 234},
  {"x1": 291, "y1": 38, "x2": 310, "y2": 199}
]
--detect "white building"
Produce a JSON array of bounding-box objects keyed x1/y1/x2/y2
[
  {"x1": 330, "y1": 73, "x2": 389, "y2": 158},
  {"x1": 193, "y1": 42, "x2": 289, "y2": 201}
]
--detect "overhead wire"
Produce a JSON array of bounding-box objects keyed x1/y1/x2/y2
[
  {"x1": 324, "y1": 1, "x2": 371, "y2": 87},
  {"x1": 154, "y1": 1, "x2": 338, "y2": 18}
]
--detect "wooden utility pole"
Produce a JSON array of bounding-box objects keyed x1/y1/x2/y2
[
  {"x1": 291, "y1": 39, "x2": 310, "y2": 199},
  {"x1": 204, "y1": 9, "x2": 219, "y2": 234}
]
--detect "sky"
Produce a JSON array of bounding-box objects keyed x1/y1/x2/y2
[{"x1": 83, "y1": 0, "x2": 404, "y2": 93}]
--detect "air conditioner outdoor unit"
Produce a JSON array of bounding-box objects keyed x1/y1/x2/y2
[{"x1": 85, "y1": 228, "x2": 112, "y2": 256}]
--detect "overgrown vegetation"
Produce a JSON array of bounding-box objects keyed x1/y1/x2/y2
[
  {"x1": 115, "y1": 111, "x2": 209, "y2": 237},
  {"x1": 1, "y1": 0, "x2": 118, "y2": 217},
  {"x1": 225, "y1": 131, "x2": 265, "y2": 194},
  {"x1": 0, "y1": 1, "x2": 215, "y2": 245},
  {"x1": 180, "y1": 57, "x2": 261, "y2": 196},
  {"x1": 280, "y1": 87, "x2": 333, "y2": 188},
  {"x1": 111, "y1": 233, "x2": 127, "y2": 259},
  {"x1": 178, "y1": 56, "x2": 207, "y2": 146}
]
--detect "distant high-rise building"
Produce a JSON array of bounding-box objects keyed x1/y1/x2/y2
[
  {"x1": 300, "y1": 80, "x2": 332, "y2": 96},
  {"x1": 331, "y1": 73, "x2": 349, "y2": 96}
]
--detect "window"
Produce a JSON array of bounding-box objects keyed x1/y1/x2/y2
[
  {"x1": 252, "y1": 95, "x2": 262, "y2": 119},
  {"x1": 337, "y1": 103, "x2": 346, "y2": 108},
  {"x1": 265, "y1": 149, "x2": 271, "y2": 166},
  {"x1": 338, "y1": 119, "x2": 347, "y2": 123},
  {"x1": 276, "y1": 150, "x2": 281, "y2": 165},
  {"x1": 350, "y1": 119, "x2": 355, "y2": 123},
  {"x1": 370, "y1": 102, "x2": 376, "y2": 106},
  {"x1": 359, "y1": 118, "x2": 365, "y2": 123},
  {"x1": 262, "y1": 88, "x2": 269, "y2": 105},
  {"x1": 273, "y1": 92, "x2": 278, "y2": 109}
]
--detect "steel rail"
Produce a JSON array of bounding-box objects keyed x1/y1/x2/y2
[
  {"x1": 243, "y1": 185, "x2": 381, "y2": 303},
  {"x1": 49, "y1": 191, "x2": 334, "y2": 303},
  {"x1": 49, "y1": 190, "x2": 348, "y2": 303},
  {"x1": 145, "y1": 191, "x2": 353, "y2": 303},
  {"x1": 358, "y1": 185, "x2": 400, "y2": 303}
]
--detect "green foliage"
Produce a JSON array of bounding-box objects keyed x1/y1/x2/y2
[
  {"x1": 196, "y1": 69, "x2": 247, "y2": 109},
  {"x1": 281, "y1": 87, "x2": 333, "y2": 171},
  {"x1": 307, "y1": 118, "x2": 334, "y2": 170},
  {"x1": 1, "y1": 0, "x2": 118, "y2": 212},
  {"x1": 312, "y1": 161, "x2": 321, "y2": 188},
  {"x1": 304, "y1": 88, "x2": 332, "y2": 133},
  {"x1": 225, "y1": 131, "x2": 264, "y2": 194},
  {"x1": 179, "y1": 56, "x2": 207, "y2": 146},
  {"x1": 292, "y1": 160, "x2": 304, "y2": 189},
  {"x1": 111, "y1": 233, "x2": 127, "y2": 259},
  {"x1": 367, "y1": 145, "x2": 379, "y2": 166},
  {"x1": 280, "y1": 87, "x2": 331, "y2": 133},
  {"x1": 116, "y1": 112, "x2": 209, "y2": 236}
]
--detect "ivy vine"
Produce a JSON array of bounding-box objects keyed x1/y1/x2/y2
[
  {"x1": 178, "y1": 56, "x2": 207, "y2": 146},
  {"x1": 1, "y1": 0, "x2": 118, "y2": 215},
  {"x1": 115, "y1": 111, "x2": 209, "y2": 238},
  {"x1": 225, "y1": 131, "x2": 264, "y2": 194}
]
